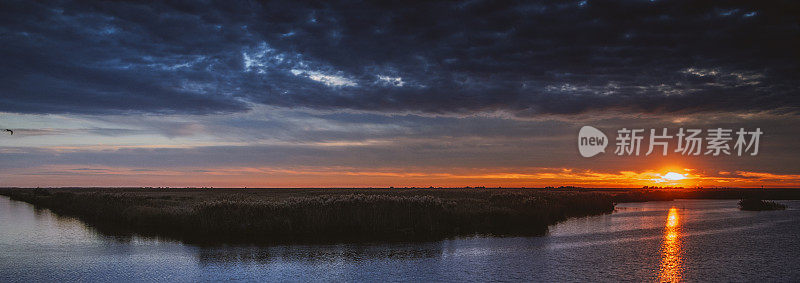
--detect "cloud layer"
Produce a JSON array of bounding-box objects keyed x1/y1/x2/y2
[{"x1": 1, "y1": 0, "x2": 798, "y2": 116}]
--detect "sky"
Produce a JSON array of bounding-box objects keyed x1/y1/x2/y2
[{"x1": 1, "y1": 0, "x2": 799, "y2": 188}]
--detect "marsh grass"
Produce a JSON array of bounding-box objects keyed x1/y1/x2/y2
[
  {"x1": 0, "y1": 188, "x2": 797, "y2": 245},
  {"x1": 0, "y1": 188, "x2": 615, "y2": 245},
  {"x1": 738, "y1": 198, "x2": 787, "y2": 211}
]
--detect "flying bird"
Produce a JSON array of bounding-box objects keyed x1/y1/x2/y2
[{"x1": 3, "y1": 129, "x2": 12, "y2": 135}]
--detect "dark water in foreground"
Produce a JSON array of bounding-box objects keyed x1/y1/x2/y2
[{"x1": 1, "y1": 196, "x2": 798, "y2": 282}]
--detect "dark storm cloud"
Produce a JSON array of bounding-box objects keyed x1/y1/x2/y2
[{"x1": 1, "y1": 0, "x2": 797, "y2": 116}]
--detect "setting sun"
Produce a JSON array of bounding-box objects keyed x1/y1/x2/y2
[
  {"x1": 662, "y1": 172, "x2": 688, "y2": 181},
  {"x1": 646, "y1": 169, "x2": 694, "y2": 187}
]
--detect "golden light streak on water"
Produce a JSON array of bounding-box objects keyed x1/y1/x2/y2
[{"x1": 658, "y1": 207, "x2": 683, "y2": 282}]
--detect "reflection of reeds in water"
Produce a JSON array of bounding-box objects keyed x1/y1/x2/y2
[
  {"x1": 658, "y1": 207, "x2": 683, "y2": 282},
  {"x1": 197, "y1": 242, "x2": 444, "y2": 265}
]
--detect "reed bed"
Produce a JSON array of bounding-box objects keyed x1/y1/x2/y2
[
  {"x1": 0, "y1": 187, "x2": 797, "y2": 245},
  {"x1": 738, "y1": 198, "x2": 787, "y2": 211}
]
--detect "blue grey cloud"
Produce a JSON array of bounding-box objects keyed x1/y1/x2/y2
[{"x1": 1, "y1": 0, "x2": 798, "y2": 116}]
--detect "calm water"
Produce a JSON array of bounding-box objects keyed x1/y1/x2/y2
[{"x1": 1, "y1": 196, "x2": 799, "y2": 282}]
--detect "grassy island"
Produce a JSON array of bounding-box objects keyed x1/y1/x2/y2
[
  {"x1": 738, "y1": 198, "x2": 787, "y2": 211},
  {"x1": 0, "y1": 187, "x2": 796, "y2": 245}
]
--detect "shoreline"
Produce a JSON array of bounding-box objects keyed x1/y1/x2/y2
[{"x1": 1, "y1": 188, "x2": 797, "y2": 246}]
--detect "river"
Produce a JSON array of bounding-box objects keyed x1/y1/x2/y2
[{"x1": 1, "y1": 196, "x2": 798, "y2": 282}]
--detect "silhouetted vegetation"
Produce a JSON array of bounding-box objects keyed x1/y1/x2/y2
[
  {"x1": 0, "y1": 187, "x2": 797, "y2": 246},
  {"x1": 0, "y1": 188, "x2": 616, "y2": 245},
  {"x1": 738, "y1": 198, "x2": 787, "y2": 211}
]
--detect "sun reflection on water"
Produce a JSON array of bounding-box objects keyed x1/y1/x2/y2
[{"x1": 658, "y1": 207, "x2": 683, "y2": 282}]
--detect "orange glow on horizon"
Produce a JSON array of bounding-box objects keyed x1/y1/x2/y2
[{"x1": 1, "y1": 164, "x2": 799, "y2": 188}]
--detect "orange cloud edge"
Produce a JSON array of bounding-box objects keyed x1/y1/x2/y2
[{"x1": 2, "y1": 165, "x2": 799, "y2": 188}]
